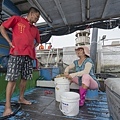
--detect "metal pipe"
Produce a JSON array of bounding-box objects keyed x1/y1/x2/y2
[
  {"x1": 2, "y1": 10, "x2": 11, "y2": 17},
  {"x1": 34, "y1": 0, "x2": 52, "y2": 23},
  {"x1": 86, "y1": 0, "x2": 90, "y2": 19},
  {"x1": 90, "y1": 28, "x2": 98, "y2": 70},
  {"x1": 54, "y1": 0, "x2": 68, "y2": 25}
]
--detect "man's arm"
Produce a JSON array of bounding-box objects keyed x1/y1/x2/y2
[
  {"x1": 0, "y1": 25, "x2": 14, "y2": 48},
  {"x1": 34, "y1": 29, "x2": 40, "y2": 48}
]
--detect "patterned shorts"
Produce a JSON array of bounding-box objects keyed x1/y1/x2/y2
[{"x1": 5, "y1": 55, "x2": 33, "y2": 81}]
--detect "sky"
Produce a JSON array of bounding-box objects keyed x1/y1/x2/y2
[{"x1": 38, "y1": 17, "x2": 120, "y2": 48}]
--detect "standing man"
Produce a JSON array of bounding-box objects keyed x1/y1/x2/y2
[{"x1": 0, "y1": 7, "x2": 40, "y2": 116}]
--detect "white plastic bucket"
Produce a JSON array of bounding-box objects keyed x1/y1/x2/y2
[
  {"x1": 54, "y1": 77, "x2": 70, "y2": 102},
  {"x1": 59, "y1": 92, "x2": 80, "y2": 116}
]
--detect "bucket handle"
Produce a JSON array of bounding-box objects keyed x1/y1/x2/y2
[
  {"x1": 59, "y1": 101, "x2": 78, "y2": 114},
  {"x1": 59, "y1": 102, "x2": 64, "y2": 113}
]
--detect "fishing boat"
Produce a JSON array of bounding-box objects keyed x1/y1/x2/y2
[{"x1": 0, "y1": 0, "x2": 120, "y2": 120}]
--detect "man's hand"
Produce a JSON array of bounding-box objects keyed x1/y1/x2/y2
[{"x1": 8, "y1": 41, "x2": 15, "y2": 48}]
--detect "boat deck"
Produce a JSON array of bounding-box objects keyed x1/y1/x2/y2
[{"x1": 0, "y1": 87, "x2": 113, "y2": 120}]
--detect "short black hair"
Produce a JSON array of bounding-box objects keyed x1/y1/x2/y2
[{"x1": 28, "y1": 7, "x2": 40, "y2": 14}]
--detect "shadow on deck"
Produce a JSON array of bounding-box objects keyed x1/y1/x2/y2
[{"x1": 0, "y1": 87, "x2": 113, "y2": 120}]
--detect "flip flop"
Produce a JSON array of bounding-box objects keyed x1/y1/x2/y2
[{"x1": 18, "y1": 101, "x2": 32, "y2": 105}]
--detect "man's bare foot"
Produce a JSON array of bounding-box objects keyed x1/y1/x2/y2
[
  {"x1": 3, "y1": 108, "x2": 13, "y2": 116},
  {"x1": 18, "y1": 98, "x2": 32, "y2": 105}
]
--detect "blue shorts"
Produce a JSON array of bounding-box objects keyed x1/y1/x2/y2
[{"x1": 5, "y1": 55, "x2": 33, "y2": 81}]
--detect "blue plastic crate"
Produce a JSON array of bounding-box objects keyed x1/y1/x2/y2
[{"x1": 40, "y1": 67, "x2": 59, "y2": 80}]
